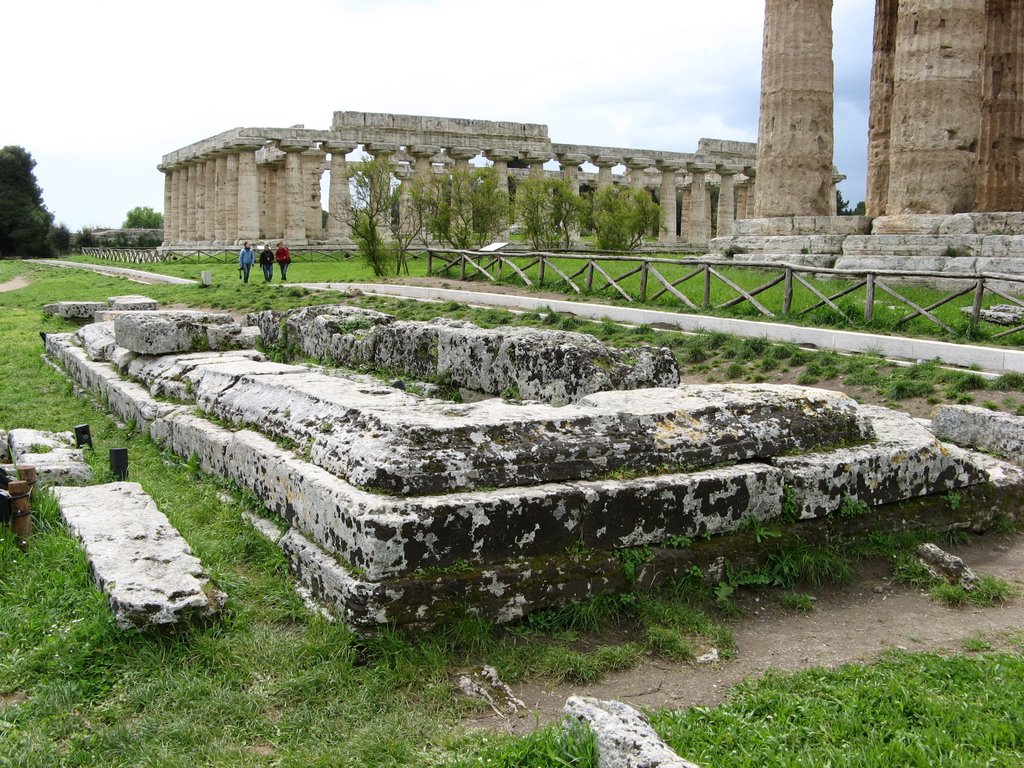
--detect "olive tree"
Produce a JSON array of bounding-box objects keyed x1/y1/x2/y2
[
  {"x1": 515, "y1": 177, "x2": 587, "y2": 250},
  {"x1": 415, "y1": 166, "x2": 510, "y2": 249},
  {"x1": 590, "y1": 186, "x2": 660, "y2": 252}
]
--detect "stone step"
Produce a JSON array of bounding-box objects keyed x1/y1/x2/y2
[
  {"x1": 7, "y1": 428, "x2": 92, "y2": 485},
  {"x1": 52, "y1": 482, "x2": 225, "y2": 631}
]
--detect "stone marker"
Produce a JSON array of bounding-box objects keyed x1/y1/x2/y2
[
  {"x1": 563, "y1": 696, "x2": 701, "y2": 768},
  {"x1": 52, "y1": 482, "x2": 226, "y2": 631}
]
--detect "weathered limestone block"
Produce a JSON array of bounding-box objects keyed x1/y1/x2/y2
[
  {"x1": 206, "y1": 324, "x2": 260, "y2": 350},
  {"x1": 75, "y1": 321, "x2": 116, "y2": 361},
  {"x1": 455, "y1": 666, "x2": 525, "y2": 716},
  {"x1": 728, "y1": 216, "x2": 871, "y2": 237},
  {"x1": 978, "y1": 237, "x2": 1024, "y2": 260},
  {"x1": 917, "y1": 542, "x2": 978, "y2": 590},
  {"x1": 563, "y1": 696, "x2": 701, "y2": 768},
  {"x1": 774, "y1": 405, "x2": 984, "y2": 519},
  {"x1": 113, "y1": 311, "x2": 237, "y2": 355},
  {"x1": 959, "y1": 304, "x2": 1024, "y2": 326},
  {"x1": 106, "y1": 379, "x2": 184, "y2": 431},
  {"x1": 46, "y1": 333, "x2": 131, "y2": 401},
  {"x1": 43, "y1": 301, "x2": 106, "y2": 319},
  {"x1": 246, "y1": 304, "x2": 391, "y2": 350},
  {"x1": 931, "y1": 404, "x2": 1024, "y2": 464},
  {"x1": 107, "y1": 295, "x2": 159, "y2": 311},
  {"x1": 730, "y1": 252, "x2": 839, "y2": 269},
  {"x1": 126, "y1": 349, "x2": 270, "y2": 400},
  {"x1": 52, "y1": 482, "x2": 225, "y2": 631},
  {"x1": 7, "y1": 428, "x2": 92, "y2": 486},
  {"x1": 841, "y1": 234, "x2": 984, "y2": 258},
  {"x1": 0, "y1": 430, "x2": 7, "y2": 462}
]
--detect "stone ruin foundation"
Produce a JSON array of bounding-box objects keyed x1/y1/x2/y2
[{"x1": 39, "y1": 306, "x2": 1024, "y2": 630}]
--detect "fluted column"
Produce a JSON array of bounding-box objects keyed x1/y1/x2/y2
[
  {"x1": 224, "y1": 152, "x2": 239, "y2": 243},
  {"x1": 324, "y1": 143, "x2": 355, "y2": 242},
  {"x1": 184, "y1": 164, "x2": 196, "y2": 242},
  {"x1": 743, "y1": 168, "x2": 757, "y2": 219},
  {"x1": 716, "y1": 165, "x2": 743, "y2": 237},
  {"x1": 592, "y1": 156, "x2": 617, "y2": 190},
  {"x1": 830, "y1": 171, "x2": 847, "y2": 216},
  {"x1": 977, "y1": 0, "x2": 1024, "y2": 211},
  {"x1": 887, "y1": 0, "x2": 986, "y2": 214},
  {"x1": 172, "y1": 167, "x2": 186, "y2": 243},
  {"x1": 624, "y1": 156, "x2": 652, "y2": 189},
  {"x1": 523, "y1": 151, "x2": 548, "y2": 180},
  {"x1": 158, "y1": 165, "x2": 173, "y2": 245},
  {"x1": 656, "y1": 161, "x2": 681, "y2": 243},
  {"x1": 280, "y1": 141, "x2": 308, "y2": 242},
  {"x1": 302, "y1": 147, "x2": 326, "y2": 241},
  {"x1": 272, "y1": 164, "x2": 286, "y2": 240},
  {"x1": 193, "y1": 160, "x2": 206, "y2": 243},
  {"x1": 754, "y1": 0, "x2": 835, "y2": 217},
  {"x1": 234, "y1": 142, "x2": 261, "y2": 242},
  {"x1": 203, "y1": 157, "x2": 216, "y2": 242},
  {"x1": 214, "y1": 152, "x2": 228, "y2": 243},
  {"x1": 679, "y1": 182, "x2": 691, "y2": 243},
  {"x1": 559, "y1": 153, "x2": 586, "y2": 195},
  {"x1": 486, "y1": 149, "x2": 515, "y2": 194},
  {"x1": 866, "y1": 0, "x2": 899, "y2": 217},
  {"x1": 447, "y1": 147, "x2": 477, "y2": 174},
  {"x1": 687, "y1": 163, "x2": 714, "y2": 245}
]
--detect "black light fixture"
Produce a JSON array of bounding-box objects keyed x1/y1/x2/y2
[
  {"x1": 74, "y1": 424, "x2": 93, "y2": 449},
  {"x1": 39, "y1": 331, "x2": 47, "y2": 344},
  {"x1": 109, "y1": 448, "x2": 129, "y2": 481}
]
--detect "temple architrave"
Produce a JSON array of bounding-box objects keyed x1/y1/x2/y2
[
  {"x1": 158, "y1": 112, "x2": 760, "y2": 249},
  {"x1": 712, "y1": 0, "x2": 1024, "y2": 273}
]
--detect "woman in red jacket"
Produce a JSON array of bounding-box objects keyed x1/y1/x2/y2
[{"x1": 274, "y1": 241, "x2": 291, "y2": 282}]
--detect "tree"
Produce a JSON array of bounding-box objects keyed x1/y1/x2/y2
[
  {"x1": 46, "y1": 222, "x2": 71, "y2": 254},
  {"x1": 417, "y1": 166, "x2": 510, "y2": 249},
  {"x1": 0, "y1": 145, "x2": 54, "y2": 258},
  {"x1": 515, "y1": 177, "x2": 587, "y2": 250},
  {"x1": 590, "y1": 186, "x2": 660, "y2": 251},
  {"x1": 122, "y1": 206, "x2": 163, "y2": 229}
]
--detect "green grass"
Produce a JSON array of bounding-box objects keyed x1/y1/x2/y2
[{"x1": 2, "y1": 257, "x2": 1024, "y2": 766}]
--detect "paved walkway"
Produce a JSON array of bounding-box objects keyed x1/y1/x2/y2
[{"x1": 35, "y1": 261, "x2": 1024, "y2": 375}]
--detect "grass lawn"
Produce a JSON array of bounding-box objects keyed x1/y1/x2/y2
[{"x1": 1, "y1": 257, "x2": 1022, "y2": 767}]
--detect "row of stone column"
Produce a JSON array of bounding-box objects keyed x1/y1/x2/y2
[{"x1": 163, "y1": 143, "x2": 760, "y2": 246}]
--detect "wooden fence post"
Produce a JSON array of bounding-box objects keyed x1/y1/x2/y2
[
  {"x1": 8, "y1": 480, "x2": 31, "y2": 540},
  {"x1": 538, "y1": 256, "x2": 546, "y2": 287},
  {"x1": 639, "y1": 260, "x2": 649, "y2": 302},
  {"x1": 586, "y1": 261, "x2": 595, "y2": 293},
  {"x1": 971, "y1": 278, "x2": 985, "y2": 330},
  {"x1": 783, "y1": 268, "x2": 794, "y2": 315},
  {"x1": 426, "y1": 250, "x2": 433, "y2": 275},
  {"x1": 460, "y1": 253, "x2": 467, "y2": 281},
  {"x1": 865, "y1": 274, "x2": 876, "y2": 323},
  {"x1": 702, "y1": 264, "x2": 711, "y2": 308}
]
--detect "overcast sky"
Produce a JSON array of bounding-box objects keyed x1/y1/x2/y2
[{"x1": 5, "y1": 0, "x2": 873, "y2": 231}]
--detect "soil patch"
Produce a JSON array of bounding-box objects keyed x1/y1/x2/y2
[
  {"x1": 468, "y1": 533, "x2": 1024, "y2": 734},
  {"x1": 0, "y1": 276, "x2": 30, "y2": 293}
]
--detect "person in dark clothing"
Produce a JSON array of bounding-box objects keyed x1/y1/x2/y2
[
  {"x1": 275, "y1": 241, "x2": 291, "y2": 282},
  {"x1": 259, "y1": 243, "x2": 274, "y2": 282},
  {"x1": 238, "y1": 242, "x2": 255, "y2": 283}
]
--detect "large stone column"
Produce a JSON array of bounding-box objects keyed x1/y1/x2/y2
[
  {"x1": 302, "y1": 147, "x2": 325, "y2": 241},
  {"x1": 866, "y1": 0, "x2": 899, "y2": 217},
  {"x1": 235, "y1": 142, "x2": 261, "y2": 242},
  {"x1": 193, "y1": 160, "x2": 206, "y2": 243},
  {"x1": 743, "y1": 167, "x2": 757, "y2": 219},
  {"x1": 754, "y1": 0, "x2": 835, "y2": 218},
  {"x1": 448, "y1": 147, "x2": 477, "y2": 174},
  {"x1": 159, "y1": 164, "x2": 173, "y2": 245},
  {"x1": 687, "y1": 163, "x2": 714, "y2": 245},
  {"x1": 592, "y1": 156, "x2": 617, "y2": 190},
  {"x1": 523, "y1": 151, "x2": 548, "y2": 180},
  {"x1": 716, "y1": 165, "x2": 743, "y2": 237},
  {"x1": 184, "y1": 164, "x2": 196, "y2": 243},
  {"x1": 656, "y1": 161, "x2": 681, "y2": 243},
  {"x1": 887, "y1": 0, "x2": 986, "y2": 214},
  {"x1": 624, "y1": 156, "x2": 652, "y2": 189},
  {"x1": 204, "y1": 157, "x2": 216, "y2": 242},
  {"x1": 214, "y1": 152, "x2": 228, "y2": 244},
  {"x1": 224, "y1": 152, "x2": 239, "y2": 243},
  {"x1": 280, "y1": 141, "x2": 308, "y2": 242},
  {"x1": 173, "y1": 166, "x2": 186, "y2": 243},
  {"x1": 977, "y1": 0, "x2": 1024, "y2": 211},
  {"x1": 324, "y1": 143, "x2": 355, "y2": 243},
  {"x1": 486, "y1": 149, "x2": 515, "y2": 194},
  {"x1": 559, "y1": 153, "x2": 587, "y2": 195},
  {"x1": 679, "y1": 182, "x2": 691, "y2": 243}
]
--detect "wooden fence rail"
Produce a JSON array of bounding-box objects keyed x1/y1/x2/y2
[
  {"x1": 426, "y1": 248, "x2": 1024, "y2": 338},
  {"x1": 81, "y1": 247, "x2": 362, "y2": 264}
]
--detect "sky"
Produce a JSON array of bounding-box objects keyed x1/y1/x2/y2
[{"x1": 4, "y1": 0, "x2": 874, "y2": 231}]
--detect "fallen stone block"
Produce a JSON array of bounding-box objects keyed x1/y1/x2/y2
[
  {"x1": 113, "y1": 310, "x2": 237, "y2": 355},
  {"x1": 959, "y1": 304, "x2": 1024, "y2": 326},
  {"x1": 917, "y1": 543, "x2": 978, "y2": 590},
  {"x1": 42, "y1": 301, "x2": 106, "y2": 319},
  {"x1": 454, "y1": 666, "x2": 525, "y2": 716},
  {"x1": 107, "y1": 295, "x2": 159, "y2": 311},
  {"x1": 75, "y1": 321, "x2": 116, "y2": 361},
  {"x1": 7, "y1": 428, "x2": 92, "y2": 485},
  {"x1": 773, "y1": 405, "x2": 984, "y2": 519},
  {"x1": 53, "y1": 482, "x2": 225, "y2": 631},
  {"x1": 563, "y1": 696, "x2": 701, "y2": 768},
  {"x1": 931, "y1": 404, "x2": 1024, "y2": 464}
]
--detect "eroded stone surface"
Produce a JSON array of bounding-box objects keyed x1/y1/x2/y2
[
  {"x1": 7, "y1": 428, "x2": 92, "y2": 485},
  {"x1": 563, "y1": 696, "x2": 701, "y2": 768},
  {"x1": 53, "y1": 482, "x2": 225, "y2": 631},
  {"x1": 107, "y1": 295, "x2": 159, "y2": 311},
  {"x1": 43, "y1": 301, "x2": 106, "y2": 319},
  {"x1": 932, "y1": 404, "x2": 1024, "y2": 464},
  {"x1": 76, "y1": 321, "x2": 116, "y2": 361},
  {"x1": 113, "y1": 311, "x2": 239, "y2": 355}
]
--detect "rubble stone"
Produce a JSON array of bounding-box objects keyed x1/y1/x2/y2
[{"x1": 931, "y1": 404, "x2": 1024, "y2": 464}]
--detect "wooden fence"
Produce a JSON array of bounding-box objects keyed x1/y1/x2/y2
[
  {"x1": 427, "y1": 249, "x2": 1024, "y2": 339},
  {"x1": 81, "y1": 247, "x2": 360, "y2": 264}
]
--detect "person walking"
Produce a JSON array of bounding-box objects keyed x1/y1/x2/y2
[
  {"x1": 259, "y1": 243, "x2": 274, "y2": 283},
  {"x1": 275, "y1": 241, "x2": 291, "y2": 282},
  {"x1": 238, "y1": 242, "x2": 255, "y2": 284}
]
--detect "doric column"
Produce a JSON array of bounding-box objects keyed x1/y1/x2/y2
[
  {"x1": 977, "y1": 0, "x2": 1024, "y2": 211},
  {"x1": 214, "y1": 152, "x2": 228, "y2": 243},
  {"x1": 272, "y1": 164, "x2": 287, "y2": 240},
  {"x1": 743, "y1": 168, "x2": 757, "y2": 219},
  {"x1": 754, "y1": 0, "x2": 835, "y2": 217},
  {"x1": 866, "y1": 0, "x2": 898, "y2": 217},
  {"x1": 447, "y1": 147, "x2": 477, "y2": 174},
  {"x1": 486, "y1": 149, "x2": 517, "y2": 195},
  {"x1": 172, "y1": 166, "x2": 186, "y2": 243},
  {"x1": 887, "y1": 0, "x2": 986, "y2": 214},
  {"x1": 656, "y1": 160, "x2": 681, "y2": 243},
  {"x1": 409, "y1": 145, "x2": 441, "y2": 182},
  {"x1": 559, "y1": 153, "x2": 586, "y2": 195},
  {"x1": 204, "y1": 157, "x2": 216, "y2": 242},
  {"x1": 624, "y1": 156, "x2": 653, "y2": 189},
  {"x1": 678, "y1": 182, "x2": 691, "y2": 243},
  {"x1": 591, "y1": 156, "x2": 617, "y2": 190},
  {"x1": 158, "y1": 164, "x2": 173, "y2": 245},
  {"x1": 224, "y1": 152, "x2": 239, "y2": 243},
  {"x1": 716, "y1": 165, "x2": 743, "y2": 237},
  {"x1": 687, "y1": 163, "x2": 714, "y2": 245},
  {"x1": 302, "y1": 147, "x2": 326, "y2": 241},
  {"x1": 193, "y1": 160, "x2": 206, "y2": 243},
  {"x1": 234, "y1": 141, "x2": 261, "y2": 242},
  {"x1": 830, "y1": 171, "x2": 847, "y2": 216},
  {"x1": 523, "y1": 151, "x2": 548, "y2": 180},
  {"x1": 279, "y1": 141, "x2": 308, "y2": 242},
  {"x1": 323, "y1": 143, "x2": 354, "y2": 242},
  {"x1": 184, "y1": 163, "x2": 197, "y2": 242},
  {"x1": 735, "y1": 180, "x2": 749, "y2": 222}
]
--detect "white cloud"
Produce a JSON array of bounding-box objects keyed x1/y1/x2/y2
[{"x1": 3, "y1": 0, "x2": 873, "y2": 229}]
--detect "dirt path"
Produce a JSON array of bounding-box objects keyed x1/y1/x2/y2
[
  {"x1": 0, "y1": 276, "x2": 30, "y2": 293},
  {"x1": 468, "y1": 533, "x2": 1024, "y2": 733}
]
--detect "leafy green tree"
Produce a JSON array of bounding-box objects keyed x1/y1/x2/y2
[
  {"x1": 122, "y1": 206, "x2": 164, "y2": 228},
  {"x1": 417, "y1": 166, "x2": 510, "y2": 249},
  {"x1": 590, "y1": 186, "x2": 659, "y2": 251},
  {"x1": 515, "y1": 177, "x2": 587, "y2": 250},
  {"x1": 0, "y1": 145, "x2": 54, "y2": 258},
  {"x1": 46, "y1": 222, "x2": 72, "y2": 254}
]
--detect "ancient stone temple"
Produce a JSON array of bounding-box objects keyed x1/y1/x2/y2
[
  {"x1": 158, "y1": 112, "x2": 756, "y2": 249},
  {"x1": 713, "y1": 0, "x2": 1024, "y2": 274}
]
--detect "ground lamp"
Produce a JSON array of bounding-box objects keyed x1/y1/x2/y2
[
  {"x1": 110, "y1": 448, "x2": 129, "y2": 481},
  {"x1": 74, "y1": 424, "x2": 93, "y2": 449}
]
